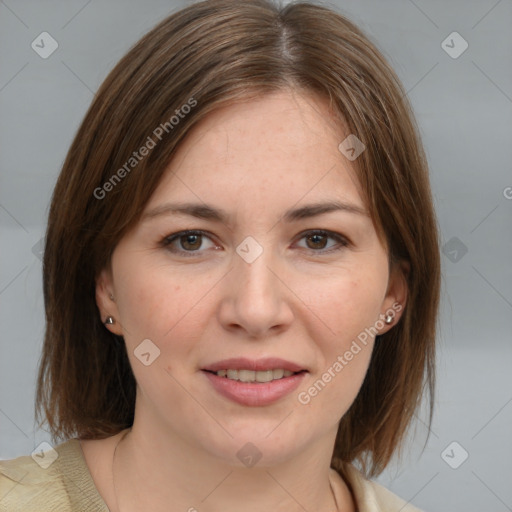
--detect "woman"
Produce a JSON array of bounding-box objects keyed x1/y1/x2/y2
[{"x1": 0, "y1": 1, "x2": 440, "y2": 511}]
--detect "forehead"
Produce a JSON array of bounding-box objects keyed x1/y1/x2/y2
[{"x1": 148, "y1": 89, "x2": 365, "y2": 214}]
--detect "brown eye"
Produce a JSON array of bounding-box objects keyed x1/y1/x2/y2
[
  {"x1": 162, "y1": 230, "x2": 217, "y2": 256},
  {"x1": 180, "y1": 233, "x2": 202, "y2": 251},
  {"x1": 305, "y1": 233, "x2": 329, "y2": 250},
  {"x1": 296, "y1": 230, "x2": 349, "y2": 254}
]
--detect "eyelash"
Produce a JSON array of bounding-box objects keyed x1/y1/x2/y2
[{"x1": 160, "y1": 229, "x2": 350, "y2": 257}]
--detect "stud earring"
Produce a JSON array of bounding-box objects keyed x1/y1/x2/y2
[
  {"x1": 384, "y1": 314, "x2": 394, "y2": 324},
  {"x1": 109, "y1": 293, "x2": 115, "y2": 301},
  {"x1": 104, "y1": 316, "x2": 115, "y2": 325}
]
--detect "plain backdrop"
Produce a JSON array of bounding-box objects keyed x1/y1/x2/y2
[{"x1": 1, "y1": 1, "x2": 511, "y2": 511}]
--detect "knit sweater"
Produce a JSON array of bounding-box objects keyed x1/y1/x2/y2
[{"x1": 0, "y1": 439, "x2": 422, "y2": 511}]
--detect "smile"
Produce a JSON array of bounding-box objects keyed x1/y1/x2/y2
[
  {"x1": 201, "y1": 357, "x2": 308, "y2": 406},
  {"x1": 213, "y1": 369, "x2": 296, "y2": 382}
]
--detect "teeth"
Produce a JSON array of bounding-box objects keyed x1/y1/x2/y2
[
  {"x1": 214, "y1": 369, "x2": 297, "y2": 382},
  {"x1": 238, "y1": 370, "x2": 256, "y2": 382},
  {"x1": 273, "y1": 369, "x2": 284, "y2": 379},
  {"x1": 255, "y1": 370, "x2": 274, "y2": 383}
]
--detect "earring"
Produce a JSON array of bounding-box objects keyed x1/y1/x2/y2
[
  {"x1": 109, "y1": 293, "x2": 115, "y2": 301},
  {"x1": 384, "y1": 314, "x2": 394, "y2": 324},
  {"x1": 104, "y1": 316, "x2": 115, "y2": 325}
]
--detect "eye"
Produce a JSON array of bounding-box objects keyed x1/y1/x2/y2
[
  {"x1": 160, "y1": 229, "x2": 350, "y2": 258},
  {"x1": 161, "y1": 230, "x2": 219, "y2": 256},
  {"x1": 294, "y1": 230, "x2": 349, "y2": 254}
]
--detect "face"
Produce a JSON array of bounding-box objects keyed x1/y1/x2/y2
[{"x1": 97, "y1": 89, "x2": 407, "y2": 466}]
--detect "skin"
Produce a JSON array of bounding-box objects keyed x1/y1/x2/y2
[{"x1": 85, "y1": 88, "x2": 408, "y2": 512}]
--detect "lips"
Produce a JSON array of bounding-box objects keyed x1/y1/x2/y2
[
  {"x1": 201, "y1": 357, "x2": 306, "y2": 373},
  {"x1": 201, "y1": 357, "x2": 308, "y2": 406},
  {"x1": 216, "y1": 368, "x2": 294, "y2": 383}
]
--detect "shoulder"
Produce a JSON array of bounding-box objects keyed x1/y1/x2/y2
[
  {"x1": 330, "y1": 464, "x2": 424, "y2": 512},
  {"x1": 0, "y1": 439, "x2": 108, "y2": 512},
  {"x1": 0, "y1": 444, "x2": 69, "y2": 512}
]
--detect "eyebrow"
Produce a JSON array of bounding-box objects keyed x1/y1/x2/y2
[{"x1": 141, "y1": 200, "x2": 369, "y2": 225}]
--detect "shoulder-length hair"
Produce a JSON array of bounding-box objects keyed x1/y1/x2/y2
[{"x1": 36, "y1": 0, "x2": 441, "y2": 477}]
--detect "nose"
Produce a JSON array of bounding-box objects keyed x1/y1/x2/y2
[{"x1": 217, "y1": 242, "x2": 294, "y2": 339}]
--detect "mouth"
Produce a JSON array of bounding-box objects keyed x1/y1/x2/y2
[
  {"x1": 206, "y1": 368, "x2": 301, "y2": 383},
  {"x1": 201, "y1": 357, "x2": 308, "y2": 406}
]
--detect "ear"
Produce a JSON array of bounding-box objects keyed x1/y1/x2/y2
[
  {"x1": 95, "y1": 267, "x2": 124, "y2": 336},
  {"x1": 377, "y1": 260, "x2": 409, "y2": 335}
]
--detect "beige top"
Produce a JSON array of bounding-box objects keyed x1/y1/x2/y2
[{"x1": 0, "y1": 439, "x2": 422, "y2": 512}]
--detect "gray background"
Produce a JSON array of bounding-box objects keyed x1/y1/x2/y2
[{"x1": 1, "y1": 1, "x2": 511, "y2": 511}]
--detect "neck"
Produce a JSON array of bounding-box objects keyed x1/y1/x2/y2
[{"x1": 111, "y1": 414, "x2": 347, "y2": 512}]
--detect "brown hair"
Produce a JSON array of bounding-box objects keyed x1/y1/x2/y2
[{"x1": 36, "y1": 0, "x2": 441, "y2": 478}]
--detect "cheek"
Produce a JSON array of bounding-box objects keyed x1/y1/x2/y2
[
  {"x1": 300, "y1": 272, "x2": 385, "y2": 342},
  {"x1": 114, "y1": 261, "x2": 212, "y2": 354},
  {"x1": 294, "y1": 273, "x2": 383, "y2": 415},
  {"x1": 298, "y1": 349, "x2": 373, "y2": 427}
]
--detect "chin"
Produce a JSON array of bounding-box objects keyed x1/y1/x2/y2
[{"x1": 193, "y1": 419, "x2": 315, "y2": 469}]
